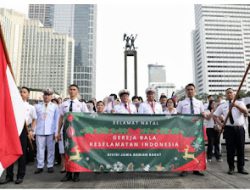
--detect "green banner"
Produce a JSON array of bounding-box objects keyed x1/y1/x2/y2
[{"x1": 63, "y1": 113, "x2": 206, "y2": 172}]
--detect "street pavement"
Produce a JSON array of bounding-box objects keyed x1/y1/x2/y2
[{"x1": 0, "y1": 145, "x2": 249, "y2": 189}]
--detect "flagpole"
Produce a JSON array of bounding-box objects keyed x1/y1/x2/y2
[
  {"x1": 0, "y1": 24, "x2": 16, "y2": 82},
  {"x1": 221, "y1": 62, "x2": 250, "y2": 131}
]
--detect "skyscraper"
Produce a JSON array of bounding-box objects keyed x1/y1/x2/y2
[
  {"x1": 193, "y1": 4, "x2": 250, "y2": 95},
  {"x1": 29, "y1": 4, "x2": 97, "y2": 100},
  {"x1": 148, "y1": 64, "x2": 175, "y2": 99},
  {"x1": 0, "y1": 8, "x2": 25, "y2": 86},
  {"x1": 148, "y1": 64, "x2": 166, "y2": 86},
  {"x1": 20, "y1": 19, "x2": 74, "y2": 97},
  {"x1": 28, "y1": 4, "x2": 54, "y2": 27}
]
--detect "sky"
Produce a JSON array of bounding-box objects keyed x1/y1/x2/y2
[{"x1": 1, "y1": 0, "x2": 248, "y2": 100}]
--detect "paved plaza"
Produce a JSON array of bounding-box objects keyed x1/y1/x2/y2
[{"x1": 0, "y1": 145, "x2": 249, "y2": 189}]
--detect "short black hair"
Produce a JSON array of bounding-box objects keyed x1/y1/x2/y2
[
  {"x1": 21, "y1": 86, "x2": 30, "y2": 93},
  {"x1": 69, "y1": 84, "x2": 79, "y2": 90},
  {"x1": 160, "y1": 95, "x2": 167, "y2": 99},
  {"x1": 207, "y1": 95, "x2": 212, "y2": 99},
  {"x1": 97, "y1": 101, "x2": 105, "y2": 106},
  {"x1": 51, "y1": 98, "x2": 59, "y2": 104},
  {"x1": 109, "y1": 94, "x2": 117, "y2": 100},
  {"x1": 132, "y1": 95, "x2": 139, "y2": 101},
  {"x1": 185, "y1": 83, "x2": 196, "y2": 89},
  {"x1": 79, "y1": 98, "x2": 86, "y2": 103},
  {"x1": 138, "y1": 96, "x2": 143, "y2": 102}
]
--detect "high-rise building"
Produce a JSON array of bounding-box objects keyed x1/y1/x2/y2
[
  {"x1": 148, "y1": 64, "x2": 175, "y2": 99},
  {"x1": 0, "y1": 8, "x2": 25, "y2": 86},
  {"x1": 193, "y1": 4, "x2": 250, "y2": 95},
  {"x1": 20, "y1": 19, "x2": 74, "y2": 97},
  {"x1": 28, "y1": 4, "x2": 97, "y2": 100},
  {"x1": 148, "y1": 64, "x2": 166, "y2": 85},
  {"x1": 28, "y1": 4, "x2": 54, "y2": 27}
]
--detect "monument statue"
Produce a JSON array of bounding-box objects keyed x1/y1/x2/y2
[{"x1": 123, "y1": 33, "x2": 137, "y2": 51}]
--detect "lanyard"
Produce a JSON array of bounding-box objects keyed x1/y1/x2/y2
[
  {"x1": 43, "y1": 103, "x2": 49, "y2": 120},
  {"x1": 148, "y1": 101, "x2": 155, "y2": 113}
]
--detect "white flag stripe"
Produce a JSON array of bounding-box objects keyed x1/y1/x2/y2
[
  {"x1": 0, "y1": 162, "x2": 3, "y2": 177},
  {"x1": 6, "y1": 67, "x2": 25, "y2": 135}
]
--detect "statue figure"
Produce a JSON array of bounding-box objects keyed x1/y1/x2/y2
[
  {"x1": 130, "y1": 34, "x2": 137, "y2": 50},
  {"x1": 123, "y1": 33, "x2": 131, "y2": 50},
  {"x1": 123, "y1": 33, "x2": 137, "y2": 50}
]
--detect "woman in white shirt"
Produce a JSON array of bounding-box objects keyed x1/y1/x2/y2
[
  {"x1": 164, "y1": 98, "x2": 177, "y2": 114},
  {"x1": 205, "y1": 100, "x2": 222, "y2": 162}
]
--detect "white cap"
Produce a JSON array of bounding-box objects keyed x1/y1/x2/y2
[
  {"x1": 145, "y1": 87, "x2": 156, "y2": 94},
  {"x1": 118, "y1": 89, "x2": 130, "y2": 97},
  {"x1": 43, "y1": 88, "x2": 53, "y2": 95}
]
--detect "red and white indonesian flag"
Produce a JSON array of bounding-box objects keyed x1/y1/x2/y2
[{"x1": 0, "y1": 29, "x2": 26, "y2": 176}]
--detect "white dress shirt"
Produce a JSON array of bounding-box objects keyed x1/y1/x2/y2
[
  {"x1": 60, "y1": 98, "x2": 89, "y2": 116},
  {"x1": 164, "y1": 108, "x2": 177, "y2": 114},
  {"x1": 176, "y1": 97, "x2": 204, "y2": 114},
  {"x1": 213, "y1": 100, "x2": 247, "y2": 126},
  {"x1": 35, "y1": 102, "x2": 59, "y2": 135},
  {"x1": 24, "y1": 101, "x2": 37, "y2": 125},
  {"x1": 114, "y1": 102, "x2": 137, "y2": 114},
  {"x1": 138, "y1": 101, "x2": 163, "y2": 114},
  {"x1": 204, "y1": 110, "x2": 214, "y2": 128}
]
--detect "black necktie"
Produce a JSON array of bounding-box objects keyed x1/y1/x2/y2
[
  {"x1": 190, "y1": 98, "x2": 194, "y2": 114},
  {"x1": 69, "y1": 100, "x2": 73, "y2": 112},
  {"x1": 228, "y1": 100, "x2": 234, "y2": 124}
]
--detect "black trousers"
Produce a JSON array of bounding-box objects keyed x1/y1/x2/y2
[
  {"x1": 6, "y1": 128, "x2": 27, "y2": 179},
  {"x1": 206, "y1": 128, "x2": 221, "y2": 159},
  {"x1": 224, "y1": 125, "x2": 245, "y2": 171},
  {"x1": 26, "y1": 136, "x2": 36, "y2": 163}
]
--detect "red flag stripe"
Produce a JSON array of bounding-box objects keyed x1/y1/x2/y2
[{"x1": 0, "y1": 30, "x2": 23, "y2": 173}]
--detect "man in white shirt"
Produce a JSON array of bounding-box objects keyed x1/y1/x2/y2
[
  {"x1": 34, "y1": 89, "x2": 59, "y2": 174},
  {"x1": 138, "y1": 87, "x2": 163, "y2": 114},
  {"x1": 213, "y1": 88, "x2": 248, "y2": 175},
  {"x1": 114, "y1": 89, "x2": 137, "y2": 114},
  {"x1": 0, "y1": 87, "x2": 37, "y2": 185},
  {"x1": 176, "y1": 83, "x2": 207, "y2": 177},
  {"x1": 56, "y1": 84, "x2": 89, "y2": 182}
]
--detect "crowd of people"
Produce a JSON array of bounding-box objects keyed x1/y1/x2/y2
[{"x1": 0, "y1": 83, "x2": 249, "y2": 185}]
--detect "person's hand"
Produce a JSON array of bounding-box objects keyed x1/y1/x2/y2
[
  {"x1": 55, "y1": 133, "x2": 61, "y2": 142},
  {"x1": 28, "y1": 131, "x2": 35, "y2": 141}
]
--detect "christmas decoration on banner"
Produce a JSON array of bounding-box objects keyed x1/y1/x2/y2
[{"x1": 63, "y1": 113, "x2": 206, "y2": 172}]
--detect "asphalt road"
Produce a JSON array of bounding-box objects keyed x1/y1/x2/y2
[{"x1": 0, "y1": 145, "x2": 249, "y2": 189}]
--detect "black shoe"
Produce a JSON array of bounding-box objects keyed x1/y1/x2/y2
[
  {"x1": 193, "y1": 171, "x2": 204, "y2": 176},
  {"x1": 60, "y1": 173, "x2": 72, "y2": 182},
  {"x1": 48, "y1": 167, "x2": 54, "y2": 173},
  {"x1": 180, "y1": 171, "x2": 188, "y2": 177},
  {"x1": 34, "y1": 168, "x2": 43, "y2": 174},
  {"x1": 15, "y1": 178, "x2": 23, "y2": 184},
  {"x1": 238, "y1": 169, "x2": 249, "y2": 175},
  {"x1": 72, "y1": 173, "x2": 80, "y2": 182},
  {"x1": 0, "y1": 177, "x2": 13, "y2": 184},
  {"x1": 228, "y1": 169, "x2": 234, "y2": 175}
]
